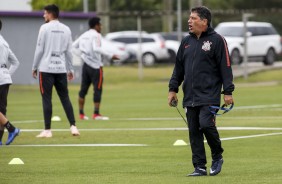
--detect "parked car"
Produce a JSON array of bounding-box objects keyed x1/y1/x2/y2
[
  {"x1": 101, "y1": 38, "x2": 135, "y2": 65},
  {"x1": 72, "y1": 37, "x2": 133, "y2": 66},
  {"x1": 154, "y1": 32, "x2": 189, "y2": 62},
  {"x1": 215, "y1": 21, "x2": 282, "y2": 65},
  {"x1": 105, "y1": 31, "x2": 170, "y2": 66}
]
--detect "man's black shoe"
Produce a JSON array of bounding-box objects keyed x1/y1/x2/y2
[
  {"x1": 210, "y1": 158, "x2": 224, "y2": 176},
  {"x1": 187, "y1": 167, "x2": 207, "y2": 176}
]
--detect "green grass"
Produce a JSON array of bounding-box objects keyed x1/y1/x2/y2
[{"x1": 1, "y1": 65, "x2": 282, "y2": 184}]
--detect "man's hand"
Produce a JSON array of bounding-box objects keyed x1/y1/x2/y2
[
  {"x1": 67, "y1": 72, "x2": 74, "y2": 81},
  {"x1": 112, "y1": 54, "x2": 120, "y2": 60},
  {"x1": 32, "y1": 70, "x2": 37, "y2": 79},
  {"x1": 224, "y1": 95, "x2": 234, "y2": 106},
  {"x1": 168, "y1": 92, "x2": 178, "y2": 107}
]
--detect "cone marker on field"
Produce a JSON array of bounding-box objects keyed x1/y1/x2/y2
[
  {"x1": 51, "y1": 116, "x2": 61, "y2": 122},
  {"x1": 173, "y1": 139, "x2": 188, "y2": 146},
  {"x1": 8, "y1": 158, "x2": 24, "y2": 165}
]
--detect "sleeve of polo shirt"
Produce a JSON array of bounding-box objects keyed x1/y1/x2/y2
[
  {"x1": 92, "y1": 35, "x2": 114, "y2": 60},
  {"x1": 8, "y1": 48, "x2": 20, "y2": 75},
  {"x1": 32, "y1": 26, "x2": 45, "y2": 71},
  {"x1": 65, "y1": 30, "x2": 74, "y2": 73}
]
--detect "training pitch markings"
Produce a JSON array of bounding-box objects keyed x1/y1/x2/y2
[
  {"x1": 7, "y1": 128, "x2": 282, "y2": 147},
  {"x1": 10, "y1": 144, "x2": 147, "y2": 147}
]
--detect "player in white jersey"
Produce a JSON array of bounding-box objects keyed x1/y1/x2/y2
[
  {"x1": 32, "y1": 4, "x2": 79, "y2": 137},
  {"x1": 73, "y1": 17, "x2": 119, "y2": 120},
  {"x1": 0, "y1": 19, "x2": 20, "y2": 145}
]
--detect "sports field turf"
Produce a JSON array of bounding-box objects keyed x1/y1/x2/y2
[{"x1": 1, "y1": 65, "x2": 282, "y2": 184}]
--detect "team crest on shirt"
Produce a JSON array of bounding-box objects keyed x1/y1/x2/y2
[{"x1": 202, "y1": 41, "x2": 212, "y2": 51}]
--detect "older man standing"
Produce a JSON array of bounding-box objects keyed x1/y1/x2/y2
[{"x1": 168, "y1": 6, "x2": 234, "y2": 176}]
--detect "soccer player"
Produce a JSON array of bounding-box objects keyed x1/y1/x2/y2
[
  {"x1": 168, "y1": 6, "x2": 234, "y2": 176},
  {"x1": 0, "y1": 18, "x2": 20, "y2": 145},
  {"x1": 32, "y1": 4, "x2": 80, "y2": 137},
  {"x1": 73, "y1": 17, "x2": 119, "y2": 120}
]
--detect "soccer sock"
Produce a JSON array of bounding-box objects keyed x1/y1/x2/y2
[
  {"x1": 94, "y1": 108, "x2": 99, "y2": 115},
  {"x1": 0, "y1": 130, "x2": 4, "y2": 141},
  {"x1": 79, "y1": 109, "x2": 84, "y2": 115},
  {"x1": 4, "y1": 121, "x2": 15, "y2": 133},
  {"x1": 70, "y1": 121, "x2": 76, "y2": 126}
]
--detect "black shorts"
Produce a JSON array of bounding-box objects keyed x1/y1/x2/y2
[
  {"x1": 0, "y1": 84, "x2": 10, "y2": 115},
  {"x1": 79, "y1": 63, "x2": 103, "y2": 102}
]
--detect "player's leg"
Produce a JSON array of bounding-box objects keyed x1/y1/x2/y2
[
  {"x1": 54, "y1": 73, "x2": 79, "y2": 136},
  {"x1": 199, "y1": 105, "x2": 224, "y2": 176},
  {"x1": 186, "y1": 106, "x2": 207, "y2": 176},
  {"x1": 0, "y1": 84, "x2": 9, "y2": 144},
  {"x1": 91, "y1": 67, "x2": 108, "y2": 120},
  {"x1": 54, "y1": 73, "x2": 75, "y2": 125},
  {"x1": 0, "y1": 112, "x2": 20, "y2": 145},
  {"x1": 36, "y1": 72, "x2": 54, "y2": 138},
  {"x1": 78, "y1": 63, "x2": 91, "y2": 120}
]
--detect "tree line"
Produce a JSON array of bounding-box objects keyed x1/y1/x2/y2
[
  {"x1": 30, "y1": 0, "x2": 282, "y2": 34},
  {"x1": 30, "y1": 0, "x2": 281, "y2": 12}
]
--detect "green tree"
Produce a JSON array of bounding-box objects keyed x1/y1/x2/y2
[
  {"x1": 204, "y1": 0, "x2": 281, "y2": 9},
  {"x1": 232, "y1": 0, "x2": 281, "y2": 9},
  {"x1": 30, "y1": 0, "x2": 82, "y2": 11},
  {"x1": 203, "y1": 0, "x2": 235, "y2": 9},
  {"x1": 110, "y1": 0, "x2": 161, "y2": 11}
]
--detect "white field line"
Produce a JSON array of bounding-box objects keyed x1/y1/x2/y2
[
  {"x1": 234, "y1": 104, "x2": 282, "y2": 110},
  {"x1": 119, "y1": 117, "x2": 184, "y2": 121},
  {"x1": 218, "y1": 127, "x2": 282, "y2": 130},
  {"x1": 218, "y1": 116, "x2": 282, "y2": 120},
  {"x1": 9, "y1": 132, "x2": 282, "y2": 147},
  {"x1": 118, "y1": 116, "x2": 282, "y2": 121},
  {"x1": 11, "y1": 104, "x2": 282, "y2": 124},
  {"x1": 11, "y1": 144, "x2": 147, "y2": 147},
  {"x1": 219, "y1": 132, "x2": 282, "y2": 141},
  {"x1": 18, "y1": 127, "x2": 282, "y2": 132},
  {"x1": 13, "y1": 120, "x2": 44, "y2": 124},
  {"x1": 13, "y1": 116, "x2": 282, "y2": 124}
]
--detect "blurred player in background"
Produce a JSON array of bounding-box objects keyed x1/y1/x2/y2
[
  {"x1": 0, "y1": 18, "x2": 20, "y2": 145},
  {"x1": 73, "y1": 17, "x2": 119, "y2": 121}
]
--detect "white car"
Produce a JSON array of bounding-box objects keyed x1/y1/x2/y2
[
  {"x1": 105, "y1": 31, "x2": 170, "y2": 66},
  {"x1": 101, "y1": 38, "x2": 133, "y2": 65},
  {"x1": 215, "y1": 21, "x2": 282, "y2": 65},
  {"x1": 154, "y1": 32, "x2": 189, "y2": 63},
  {"x1": 72, "y1": 37, "x2": 132, "y2": 66}
]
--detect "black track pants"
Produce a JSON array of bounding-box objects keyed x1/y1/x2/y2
[
  {"x1": 0, "y1": 84, "x2": 9, "y2": 132},
  {"x1": 186, "y1": 105, "x2": 224, "y2": 169},
  {"x1": 0, "y1": 84, "x2": 9, "y2": 115},
  {"x1": 39, "y1": 72, "x2": 75, "y2": 129}
]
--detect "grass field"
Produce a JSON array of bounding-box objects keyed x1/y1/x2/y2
[{"x1": 1, "y1": 65, "x2": 282, "y2": 184}]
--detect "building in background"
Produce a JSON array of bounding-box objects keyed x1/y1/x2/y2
[
  {"x1": 0, "y1": 0, "x2": 32, "y2": 11},
  {"x1": 0, "y1": 11, "x2": 96, "y2": 84}
]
